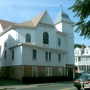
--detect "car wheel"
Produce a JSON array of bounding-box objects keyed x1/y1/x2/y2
[{"x1": 77, "y1": 87, "x2": 80, "y2": 90}]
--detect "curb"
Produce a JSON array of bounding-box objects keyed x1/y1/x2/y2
[
  {"x1": 0, "y1": 87, "x2": 15, "y2": 90},
  {"x1": 0, "y1": 81, "x2": 73, "y2": 89}
]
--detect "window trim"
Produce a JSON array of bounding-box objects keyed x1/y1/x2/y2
[
  {"x1": 12, "y1": 50, "x2": 14, "y2": 60},
  {"x1": 11, "y1": 67, "x2": 14, "y2": 77},
  {"x1": 32, "y1": 67, "x2": 38, "y2": 77},
  {"x1": 58, "y1": 67, "x2": 62, "y2": 76},
  {"x1": 45, "y1": 67, "x2": 52, "y2": 76},
  {"x1": 26, "y1": 33, "x2": 31, "y2": 42},
  {"x1": 45, "y1": 51, "x2": 51, "y2": 61},
  {"x1": 58, "y1": 38, "x2": 61, "y2": 46},
  {"x1": 32, "y1": 49, "x2": 37, "y2": 60},
  {"x1": 58, "y1": 53, "x2": 61, "y2": 62},
  {"x1": 43, "y1": 32, "x2": 49, "y2": 44}
]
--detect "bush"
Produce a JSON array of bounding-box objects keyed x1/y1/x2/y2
[{"x1": 22, "y1": 76, "x2": 73, "y2": 84}]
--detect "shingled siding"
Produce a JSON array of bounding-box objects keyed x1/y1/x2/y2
[
  {"x1": 23, "y1": 66, "x2": 65, "y2": 77},
  {"x1": 1, "y1": 65, "x2": 65, "y2": 80}
]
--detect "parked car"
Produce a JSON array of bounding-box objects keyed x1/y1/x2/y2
[{"x1": 74, "y1": 73, "x2": 90, "y2": 90}]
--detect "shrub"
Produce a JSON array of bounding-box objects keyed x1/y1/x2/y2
[{"x1": 22, "y1": 76, "x2": 73, "y2": 84}]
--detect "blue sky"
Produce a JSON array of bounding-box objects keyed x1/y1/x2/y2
[{"x1": 0, "y1": 0, "x2": 90, "y2": 46}]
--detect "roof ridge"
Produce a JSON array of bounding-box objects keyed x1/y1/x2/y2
[
  {"x1": 0, "y1": 19, "x2": 16, "y2": 30},
  {"x1": 15, "y1": 10, "x2": 46, "y2": 27},
  {"x1": 31, "y1": 10, "x2": 46, "y2": 26}
]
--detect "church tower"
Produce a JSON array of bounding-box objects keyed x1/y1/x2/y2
[{"x1": 54, "y1": 9, "x2": 74, "y2": 65}]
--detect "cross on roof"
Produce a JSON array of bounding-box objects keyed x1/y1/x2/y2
[{"x1": 60, "y1": 4, "x2": 63, "y2": 10}]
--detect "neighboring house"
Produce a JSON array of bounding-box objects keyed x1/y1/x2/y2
[
  {"x1": 74, "y1": 44, "x2": 90, "y2": 73},
  {"x1": 0, "y1": 10, "x2": 75, "y2": 80}
]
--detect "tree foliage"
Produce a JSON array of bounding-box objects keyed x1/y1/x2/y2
[
  {"x1": 74, "y1": 44, "x2": 86, "y2": 49},
  {"x1": 69, "y1": 0, "x2": 90, "y2": 38}
]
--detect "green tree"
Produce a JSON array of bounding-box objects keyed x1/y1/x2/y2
[
  {"x1": 74, "y1": 44, "x2": 86, "y2": 49},
  {"x1": 69, "y1": 0, "x2": 90, "y2": 38}
]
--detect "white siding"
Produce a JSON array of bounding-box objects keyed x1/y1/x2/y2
[
  {"x1": 16, "y1": 28, "x2": 35, "y2": 44},
  {"x1": 22, "y1": 45, "x2": 65, "y2": 67}
]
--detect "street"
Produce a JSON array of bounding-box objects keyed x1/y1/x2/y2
[{"x1": 16, "y1": 82, "x2": 77, "y2": 90}]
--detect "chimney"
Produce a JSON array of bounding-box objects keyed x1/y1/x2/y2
[
  {"x1": 82, "y1": 44, "x2": 84, "y2": 50},
  {"x1": 82, "y1": 44, "x2": 84, "y2": 54}
]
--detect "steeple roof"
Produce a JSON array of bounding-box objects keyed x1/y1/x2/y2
[{"x1": 54, "y1": 10, "x2": 73, "y2": 24}]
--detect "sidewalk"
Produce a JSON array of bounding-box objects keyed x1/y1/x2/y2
[{"x1": 0, "y1": 78, "x2": 73, "y2": 90}]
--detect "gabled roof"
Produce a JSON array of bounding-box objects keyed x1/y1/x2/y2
[
  {"x1": 75, "y1": 47, "x2": 82, "y2": 50},
  {"x1": 0, "y1": 10, "x2": 52, "y2": 31},
  {"x1": 15, "y1": 10, "x2": 46, "y2": 27},
  {"x1": 0, "y1": 19, "x2": 16, "y2": 30}
]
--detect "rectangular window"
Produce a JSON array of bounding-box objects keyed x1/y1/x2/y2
[
  {"x1": 4, "y1": 50, "x2": 7, "y2": 59},
  {"x1": 11, "y1": 67, "x2": 14, "y2": 77},
  {"x1": 33, "y1": 49, "x2": 37, "y2": 60},
  {"x1": 45, "y1": 51, "x2": 51, "y2": 61},
  {"x1": 12, "y1": 50, "x2": 14, "y2": 60},
  {"x1": 49, "y1": 52, "x2": 51, "y2": 61},
  {"x1": 46, "y1": 51, "x2": 48, "y2": 60},
  {"x1": 58, "y1": 68, "x2": 62, "y2": 76},
  {"x1": 78, "y1": 57, "x2": 80, "y2": 61},
  {"x1": 32, "y1": 67, "x2": 38, "y2": 77},
  {"x1": 58, "y1": 53, "x2": 61, "y2": 62},
  {"x1": 58, "y1": 38, "x2": 61, "y2": 46},
  {"x1": 45, "y1": 67, "x2": 52, "y2": 76}
]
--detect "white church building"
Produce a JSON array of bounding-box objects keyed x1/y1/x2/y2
[{"x1": 0, "y1": 10, "x2": 75, "y2": 80}]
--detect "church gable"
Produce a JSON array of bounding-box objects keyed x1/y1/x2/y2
[
  {"x1": 39, "y1": 11, "x2": 54, "y2": 26},
  {"x1": 0, "y1": 23, "x2": 3, "y2": 33}
]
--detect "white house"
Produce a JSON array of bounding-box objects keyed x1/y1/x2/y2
[
  {"x1": 0, "y1": 10, "x2": 75, "y2": 80},
  {"x1": 74, "y1": 45, "x2": 90, "y2": 73}
]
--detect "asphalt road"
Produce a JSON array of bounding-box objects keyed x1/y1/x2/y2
[{"x1": 16, "y1": 83, "x2": 77, "y2": 90}]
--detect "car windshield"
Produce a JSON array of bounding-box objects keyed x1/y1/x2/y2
[{"x1": 78, "y1": 75, "x2": 90, "y2": 80}]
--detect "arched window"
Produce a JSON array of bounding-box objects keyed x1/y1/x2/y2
[
  {"x1": 26, "y1": 34, "x2": 31, "y2": 42},
  {"x1": 58, "y1": 38, "x2": 61, "y2": 46},
  {"x1": 43, "y1": 32, "x2": 49, "y2": 44}
]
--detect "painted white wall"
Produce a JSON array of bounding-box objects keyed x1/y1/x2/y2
[
  {"x1": 55, "y1": 23, "x2": 62, "y2": 32},
  {"x1": 22, "y1": 45, "x2": 65, "y2": 67},
  {"x1": 35, "y1": 25, "x2": 56, "y2": 48},
  {"x1": 40, "y1": 11, "x2": 54, "y2": 25},
  {"x1": 16, "y1": 28, "x2": 35, "y2": 44},
  {"x1": 0, "y1": 25, "x2": 67, "y2": 67},
  {"x1": 16, "y1": 25, "x2": 66, "y2": 51},
  {"x1": 1, "y1": 46, "x2": 22, "y2": 66},
  {"x1": 56, "y1": 32, "x2": 66, "y2": 50},
  {"x1": 0, "y1": 29, "x2": 21, "y2": 66},
  {"x1": 62, "y1": 22, "x2": 73, "y2": 34},
  {"x1": 0, "y1": 23, "x2": 3, "y2": 33},
  {"x1": 65, "y1": 36, "x2": 74, "y2": 64}
]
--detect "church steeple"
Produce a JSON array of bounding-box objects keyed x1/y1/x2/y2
[{"x1": 54, "y1": 9, "x2": 74, "y2": 24}]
